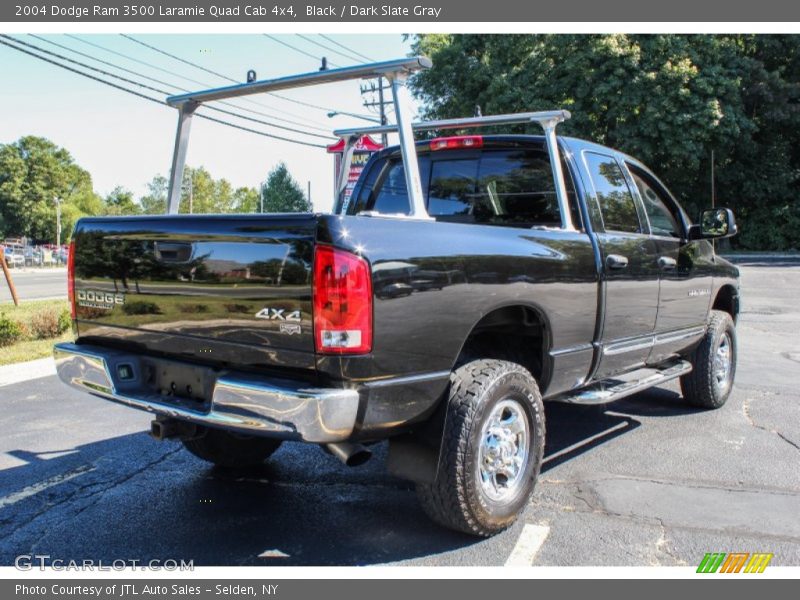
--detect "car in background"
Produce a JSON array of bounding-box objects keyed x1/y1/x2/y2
[
  {"x1": 2, "y1": 246, "x2": 25, "y2": 268},
  {"x1": 23, "y1": 246, "x2": 43, "y2": 267}
]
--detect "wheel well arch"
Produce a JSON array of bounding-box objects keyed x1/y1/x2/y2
[
  {"x1": 713, "y1": 284, "x2": 739, "y2": 322},
  {"x1": 453, "y1": 303, "x2": 552, "y2": 389}
]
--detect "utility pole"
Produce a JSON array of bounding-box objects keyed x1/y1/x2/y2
[
  {"x1": 54, "y1": 196, "x2": 62, "y2": 246},
  {"x1": 710, "y1": 150, "x2": 716, "y2": 208},
  {"x1": 361, "y1": 76, "x2": 392, "y2": 146},
  {"x1": 307, "y1": 180, "x2": 312, "y2": 208}
]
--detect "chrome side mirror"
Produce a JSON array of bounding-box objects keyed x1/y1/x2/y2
[{"x1": 688, "y1": 207, "x2": 738, "y2": 240}]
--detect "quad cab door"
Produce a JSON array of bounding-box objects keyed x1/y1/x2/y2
[
  {"x1": 581, "y1": 151, "x2": 661, "y2": 378},
  {"x1": 624, "y1": 162, "x2": 712, "y2": 363}
]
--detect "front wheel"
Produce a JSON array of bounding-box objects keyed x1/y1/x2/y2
[
  {"x1": 680, "y1": 309, "x2": 737, "y2": 409},
  {"x1": 416, "y1": 359, "x2": 545, "y2": 537}
]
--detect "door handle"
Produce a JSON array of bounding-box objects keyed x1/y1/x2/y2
[
  {"x1": 657, "y1": 256, "x2": 677, "y2": 271},
  {"x1": 606, "y1": 254, "x2": 629, "y2": 269}
]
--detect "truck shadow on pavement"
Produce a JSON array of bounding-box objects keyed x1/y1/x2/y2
[{"x1": 0, "y1": 387, "x2": 702, "y2": 566}]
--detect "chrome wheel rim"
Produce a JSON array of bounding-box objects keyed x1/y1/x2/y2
[
  {"x1": 714, "y1": 333, "x2": 733, "y2": 393},
  {"x1": 478, "y1": 399, "x2": 529, "y2": 502}
]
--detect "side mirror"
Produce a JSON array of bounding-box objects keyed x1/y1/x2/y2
[{"x1": 688, "y1": 207, "x2": 738, "y2": 240}]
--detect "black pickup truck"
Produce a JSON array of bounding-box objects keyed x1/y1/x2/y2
[{"x1": 55, "y1": 59, "x2": 740, "y2": 537}]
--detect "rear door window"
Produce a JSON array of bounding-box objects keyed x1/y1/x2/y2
[{"x1": 584, "y1": 152, "x2": 642, "y2": 234}]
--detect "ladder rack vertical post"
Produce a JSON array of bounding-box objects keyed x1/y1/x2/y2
[
  {"x1": 166, "y1": 102, "x2": 197, "y2": 215},
  {"x1": 388, "y1": 73, "x2": 431, "y2": 220}
]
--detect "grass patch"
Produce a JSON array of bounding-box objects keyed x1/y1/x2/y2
[
  {"x1": 0, "y1": 331, "x2": 71, "y2": 366},
  {"x1": 0, "y1": 299, "x2": 72, "y2": 366}
]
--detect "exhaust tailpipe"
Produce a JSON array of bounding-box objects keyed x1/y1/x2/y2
[{"x1": 324, "y1": 442, "x2": 372, "y2": 467}]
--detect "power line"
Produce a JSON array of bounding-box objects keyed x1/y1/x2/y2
[
  {"x1": 7, "y1": 36, "x2": 332, "y2": 142},
  {"x1": 31, "y1": 34, "x2": 181, "y2": 92},
  {"x1": 296, "y1": 34, "x2": 364, "y2": 64},
  {"x1": 0, "y1": 36, "x2": 327, "y2": 149},
  {"x1": 262, "y1": 34, "x2": 341, "y2": 68},
  {"x1": 121, "y1": 34, "x2": 239, "y2": 83},
  {"x1": 64, "y1": 33, "x2": 330, "y2": 133},
  {"x1": 117, "y1": 34, "x2": 345, "y2": 119},
  {"x1": 318, "y1": 34, "x2": 375, "y2": 62},
  {"x1": 37, "y1": 35, "x2": 331, "y2": 135}
]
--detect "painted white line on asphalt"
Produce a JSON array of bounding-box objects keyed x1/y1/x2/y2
[
  {"x1": 0, "y1": 465, "x2": 95, "y2": 509},
  {"x1": 0, "y1": 357, "x2": 56, "y2": 388},
  {"x1": 505, "y1": 523, "x2": 550, "y2": 566},
  {"x1": 258, "y1": 549, "x2": 291, "y2": 558}
]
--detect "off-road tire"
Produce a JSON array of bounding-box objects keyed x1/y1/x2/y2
[
  {"x1": 182, "y1": 426, "x2": 282, "y2": 468},
  {"x1": 416, "y1": 359, "x2": 545, "y2": 537},
  {"x1": 680, "y1": 309, "x2": 737, "y2": 409}
]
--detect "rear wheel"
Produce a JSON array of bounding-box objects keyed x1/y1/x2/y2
[
  {"x1": 680, "y1": 309, "x2": 737, "y2": 409},
  {"x1": 416, "y1": 359, "x2": 545, "y2": 537},
  {"x1": 182, "y1": 426, "x2": 282, "y2": 468}
]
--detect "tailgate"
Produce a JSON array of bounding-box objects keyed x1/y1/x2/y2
[{"x1": 72, "y1": 214, "x2": 317, "y2": 372}]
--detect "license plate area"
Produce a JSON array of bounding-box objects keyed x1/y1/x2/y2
[{"x1": 141, "y1": 359, "x2": 213, "y2": 412}]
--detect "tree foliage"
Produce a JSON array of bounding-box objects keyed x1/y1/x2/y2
[
  {"x1": 0, "y1": 137, "x2": 299, "y2": 238},
  {"x1": 260, "y1": 162, "x2": 312, "y2": 213},
  {"x1": 0, "y1": 136, "x2": 101, "y2": 243},
  {"x1": 410, "y1": 34, "x2": 800, "y2": 250}
]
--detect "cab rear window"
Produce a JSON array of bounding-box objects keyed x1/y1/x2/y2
[{"x1": 349, "y1": 148, "x2": 579, "y2": 228}]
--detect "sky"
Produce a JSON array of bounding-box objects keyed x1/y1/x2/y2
[{"x1": 0, "y1": 34, "x2": 416, "y2": 213}]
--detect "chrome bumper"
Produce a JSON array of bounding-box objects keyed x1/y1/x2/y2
[{"x1": 53, "y1": 342, "x2": 359, "y2": 443}]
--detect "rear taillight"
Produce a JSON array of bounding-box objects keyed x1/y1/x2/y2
[
  {"x1": 67, "y1": 241, "x2": 76, "y2": 319},
  {"x1": 313, "y1": 245, "x2": 372, "y2": 354},
  {"x1": 430, "y1": 135, "x2": 483, "y2": 151}
]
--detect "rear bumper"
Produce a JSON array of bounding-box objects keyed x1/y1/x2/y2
[{"x1": 53, "y1": 342, "x2": 359, "y2": 443}]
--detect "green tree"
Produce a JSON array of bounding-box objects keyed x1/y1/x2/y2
[
  {"x1": 0, "y1": 136, "x2": 99, "y2": 242},
  {"x1": 138, "y1": 167, "x2": 259, "y2": 215},
  {"x1": 139, "y1": 174, "x2": 168, "y2": 214},
  {"x1": 260, "y1": 162, "x2": 312, "y2": 213},
  {"x1": 103, "y1": 186, "x2": 141, "y2": 216},
  {"x1": 410, "y1": 34, "x2": 800, "y2": 250},
  {"x1": 233, "y1": 186, "x2": 260, "y2": 213}
]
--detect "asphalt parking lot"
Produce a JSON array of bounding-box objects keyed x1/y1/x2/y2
[
  {"x1": 0, "y1": 268, "x2": 66, "y2": 302},
  {"x1": 0, "y1": 259, "x2": 798, "y2": 567}
]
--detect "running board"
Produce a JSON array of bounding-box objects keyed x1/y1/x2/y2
[{"x1": 552, "y1": 360, "x2": 692, "y2": 405}]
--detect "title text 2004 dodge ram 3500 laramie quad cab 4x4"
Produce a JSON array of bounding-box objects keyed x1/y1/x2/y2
[{"x1": 55, "y1": 57, "x2": 740, "y2": 536}]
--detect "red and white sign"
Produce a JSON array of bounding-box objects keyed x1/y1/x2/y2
[{"x1": 327, "y1": 135, "x2": 383, "y2": 211}]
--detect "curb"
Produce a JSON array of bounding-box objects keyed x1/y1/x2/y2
[{"x1": 0, "y1": 357, "x2": 56, "y2": 388}]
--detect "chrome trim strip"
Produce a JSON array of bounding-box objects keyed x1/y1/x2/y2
[
  {"x1": 654, "y1": 325, "x2": 706, "y2": 346},
  {"x1": 550, "y1": 343, "x2": 594, "y2": 357},
  {"x1": 602, "y1": 335, "x2": 655, "y2": 356},
  {"x1": 54, "y1": 342, "x2": 359, "y2": 443},
  {"x1": 602, "y1": 324, "x2": 706, "y2": 357}
]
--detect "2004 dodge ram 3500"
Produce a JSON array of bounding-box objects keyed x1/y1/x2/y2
[{"x1": 55, "y1": 57, "x2": 741, "y2": 536}]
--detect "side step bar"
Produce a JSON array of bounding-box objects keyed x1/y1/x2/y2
[{"x1": 552, "y1": 360, "x2": 692, "y2": 405}]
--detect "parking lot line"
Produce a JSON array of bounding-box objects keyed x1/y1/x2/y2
[
  {"x1": 0, "y1": 464, "x2": 94, "y2": 509},
  {"x1": 505, "y1": 523, "x2": 550, "y2": 566}
]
